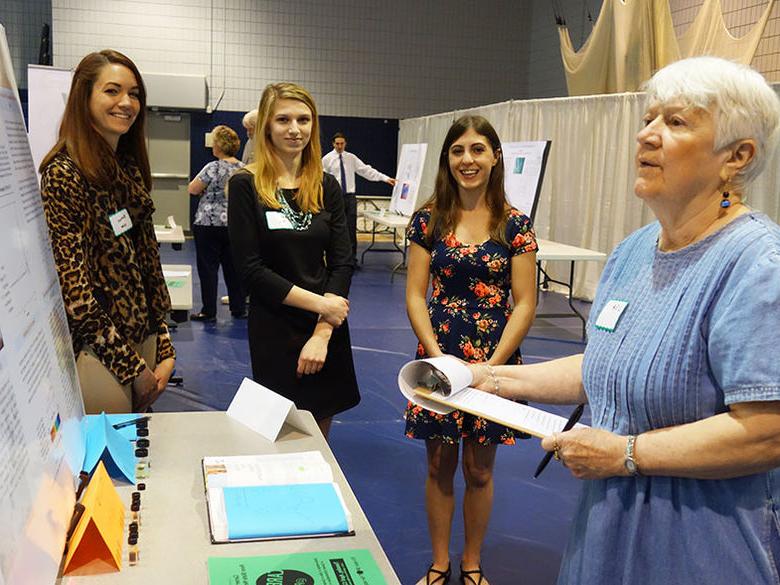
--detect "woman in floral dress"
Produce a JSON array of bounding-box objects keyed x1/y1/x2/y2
[{"x1": 405, "y1": 115, "x2": 537, "y2": 585}]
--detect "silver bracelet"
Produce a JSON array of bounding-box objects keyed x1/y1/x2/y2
[{"x1": 483, "y1": 363, "x2": 500, "y2": 397}]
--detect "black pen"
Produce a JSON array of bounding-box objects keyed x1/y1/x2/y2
[
  {"x1": 112, "y1": 416, "x2": 151, "y2": 430},
  {"x1": 533, "y1": 403, "x2": 585, "y2": 479}
]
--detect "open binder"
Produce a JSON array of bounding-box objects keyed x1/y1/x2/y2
[
  {"x1": 202, "y1": 451, "x2": 355, "y2": 543},
  {"x1": 398, "y1": 356, "x2": 588, "y2": 438}
]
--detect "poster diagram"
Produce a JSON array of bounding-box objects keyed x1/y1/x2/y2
[
  {"x1": 501, "y1": 141, "x2": 551, "y2": 221},
  {"x1": 389, "y1": 143, "x2": 427, "y2": 216},
  {"x1": 0, "y1": 25, "x2": 85, "y2": 585}
]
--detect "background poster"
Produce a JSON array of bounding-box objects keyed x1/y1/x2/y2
[
  {"x1": 0, "y1": 25, "x2": 84, "y2": 585},
  {"x1": 26, "y1": 65, "x2": 72, "y2": 175},
  {"x1": 501, "y1": 140, "x2": 551, "y2": 221},
  {"x1": 389, "y1": 143, "x2": 427, "y2": 216}
]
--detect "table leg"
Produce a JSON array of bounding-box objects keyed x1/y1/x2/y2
[{"x1": 535, "y1": 260, "x2": 588, "y2": 341}]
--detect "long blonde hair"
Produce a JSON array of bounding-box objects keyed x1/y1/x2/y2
[{"x1": 249, "y1": 82, "x2": 323, "y2": 212}]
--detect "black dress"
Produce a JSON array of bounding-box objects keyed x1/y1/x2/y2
[{"x1": 228, "y1": 172, "x2": 360, "y2": 419}]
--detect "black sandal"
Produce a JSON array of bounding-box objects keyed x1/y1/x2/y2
[
  {"x1": 459, "y1": 564, "x2": 486, "y2": 585},
  {"x1": 423, "y1": 562, "x2": 451, "y2": 584}
]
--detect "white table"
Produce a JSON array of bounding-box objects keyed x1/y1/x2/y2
[
  {"x1": 161, "y1": 265, "x2": 193, "y2": 312},
  {"x1": 536, "y1": 238, "x2": 607, "y2": 339},
  {"x1": 153, "y1": 225, "x2": 185, "y2": 249},
  {"x1": 154, "y1": 224, "x2": 191, "y2": 324},
  {"x1": 359, "y1": 210, "x2": 410, "y2": 277},
  {"x1": 58, "y1": 411, "x2": 400, "y2": 584}
]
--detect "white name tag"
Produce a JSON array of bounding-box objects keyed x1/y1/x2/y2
[
  {"x1": 109, "y1": 208, "x2": 133, "y2": 236},
  {"x1": 265, "y1": 211, "x2": 293, "y2": 230},
  {"x1": 595, "y1": 300, "x2": 628, "y2": 332}
]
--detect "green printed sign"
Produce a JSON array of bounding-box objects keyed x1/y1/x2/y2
[
  {"x1": 208, "y1": 549, "x2": 388, "y2": 585},
  {"x1": 165, "y1": 279, "x2": 186, "y2": 288}
]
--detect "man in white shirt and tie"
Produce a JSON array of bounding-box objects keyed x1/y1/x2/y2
[{"x1": 322, "y1": 132, "x2": 396, "y2": 266}]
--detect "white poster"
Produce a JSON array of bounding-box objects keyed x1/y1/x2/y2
[
  {"x1": 389, "y1": 142, "x2": 427, "y2": 216},
  {"x1": 0, "y1": 27, "x2": 84, "y2": 585},
  {"x1": 501, "y1": 140, "x2": 551, "y2": 221},
  {"x1": 27, "y1": 65, "x2": 72, "y2": 174}
]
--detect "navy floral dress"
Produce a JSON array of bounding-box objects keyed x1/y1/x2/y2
[{"x1": 404, "y1": 207, "x2": 538, "y2": 444}]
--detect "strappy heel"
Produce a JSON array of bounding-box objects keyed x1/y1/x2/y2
[
  {"x1": 459, "y1": 564, "x2": 486, "y2": 585},
  {"x1": 422, "y1": 562, "x2": 451, "y2": 584}
]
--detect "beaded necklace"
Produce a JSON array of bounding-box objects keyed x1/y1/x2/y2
[{"x1": 275, "y1": 188, "x2": 312, "y2": 231}]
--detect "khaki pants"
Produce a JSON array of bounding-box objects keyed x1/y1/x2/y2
[{"x1": 76, "y1": 335, "x2": 157, "y2": 414}]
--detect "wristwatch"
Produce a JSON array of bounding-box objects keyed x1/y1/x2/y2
[{"x1": 624, "y1": 435, "x2": 640, "y2": 476}]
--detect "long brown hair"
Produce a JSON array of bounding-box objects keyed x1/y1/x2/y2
[
  {"x1": 423, "y1": 115, "x2": 508, "y2": 247},
  {"x1": 248, "y1": 82, "x2": 323, "y2": 213},
  {"x1": 39, "y1": 49, "x2": 151, "y2": 190}
]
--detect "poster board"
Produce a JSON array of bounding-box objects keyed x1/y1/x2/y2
[
  {"x1": 0, "y1": 26, "x2": 85, "y2": 585},
  {"x1": 27, "y1": 65, "x2": 72, "y2": 174},
  {"x1": 389, "y1": 143, "x2": 427, "y2": 216},
  {"x1": 501, "y1": 140, "x2": 551, "y2": 221}
]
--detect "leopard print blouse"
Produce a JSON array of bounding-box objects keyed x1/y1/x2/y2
[{"x1": 40, "y1": 151, "x2": 175, "y2": 385}]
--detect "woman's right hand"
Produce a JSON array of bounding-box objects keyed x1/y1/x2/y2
[
  {"x1": 319, "y1": 295, "x2": 349, "y2": 327},
  {"x1": 132, "y1": 366, "x2": 160, "y2": 412}
]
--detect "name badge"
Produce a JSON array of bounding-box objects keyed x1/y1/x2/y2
[
  {"x1": 265, "y1": 211, "x2": 293, "y2": 230},
  {"x1": 109, "y1": 208, "x2": 133, "y2": 236},
  {"x1": 595, "y1": 300, "x2": 628, "y2": 332}
]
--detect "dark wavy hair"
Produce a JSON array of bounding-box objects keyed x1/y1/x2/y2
[
  {"x1": 40, "y1": 49, "x2": 151, "y2": 190},
  {"x1": 423, "y1": 115, "x2": 508, "y2": 248}
]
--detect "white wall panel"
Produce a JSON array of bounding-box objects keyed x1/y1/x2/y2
[{"x1": 49, "y1": 0, "x2": 535, "y2": 118}]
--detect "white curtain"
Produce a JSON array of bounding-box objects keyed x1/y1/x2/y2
[
  {"x1": 399, "y1": 87, "x2": 780, "y2": 300},
  {"x1": 559, "y1": 0, "x2": 776, "y2": 96}
]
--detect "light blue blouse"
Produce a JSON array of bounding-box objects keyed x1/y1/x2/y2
[{"x1": 558, "y1": 212, "x2": 780, "y2": 585}]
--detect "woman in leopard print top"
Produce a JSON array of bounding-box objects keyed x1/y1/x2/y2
[{"x1": 39, "y1": 50, "x2": 175, "y2": 413}]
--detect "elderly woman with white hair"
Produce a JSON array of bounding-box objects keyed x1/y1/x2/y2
[
  {"x1": 470, "y1": 56, "x2": 780, "y2": 584},
  {"x1": 241, "y1": 108, "x2": 258, "y2": 164}
]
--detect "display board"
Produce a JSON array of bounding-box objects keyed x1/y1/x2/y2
[
  {"x1": 27, "y1": 65, "x2": 72, "y2": 174},
  {"x1": 0, "y1": 26, "x2": 85, "y2": 585},
  {"x1": 501, "y1": 140, "x2": 551, "y2": 222},
  {"x1": 389, "y1": 143, "x2": 427, "y2": 216}
]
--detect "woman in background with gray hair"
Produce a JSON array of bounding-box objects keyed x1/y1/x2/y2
[
  {"x1": 471, "y1": 56, "x2": 780, "y2": 584},
  {"x1": 189, "y1": 125, "x2": 246, "y2": 321},
  {"x1": 241, "y1": 108, "x2": 258, "y2": 164}
]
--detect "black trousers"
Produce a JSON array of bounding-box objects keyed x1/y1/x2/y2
[
  {"x1": 192, "y1": 224, "x2": 245, "y2": 316},
  {"x1": 345, "y1": 192, "x2": 357, "y2": 265}
]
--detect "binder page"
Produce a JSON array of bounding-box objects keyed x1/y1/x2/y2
[
  {"x1": 203, "y1": 451, "x2": 333, "y2": 488},
  {"x1": 417, "y1": 387, "x2": 588, "y2": 438}
]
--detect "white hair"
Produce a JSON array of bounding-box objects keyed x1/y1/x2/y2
[
  {"x1": 242, "y1": 108, "x2": 258, "y2": 129},
  {"x1": 643, "y1": 56, "x2": 780, "y2": 188}
]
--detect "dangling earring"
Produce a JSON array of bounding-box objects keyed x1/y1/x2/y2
[{"x1": 721, "y1": 191, "x2": 731, "y2": 209}]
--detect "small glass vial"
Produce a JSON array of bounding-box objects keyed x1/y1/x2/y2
[{"x1": 128, "y1": 544, "x2": 140, "y2": 566}]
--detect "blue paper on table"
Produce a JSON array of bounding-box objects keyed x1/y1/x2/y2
[
  {"x1": 223, "y1": 483, "x2": 349, "y2": 540},
  {"x1": 82, "y1": 412, "x2": 136, "y2": 483}
]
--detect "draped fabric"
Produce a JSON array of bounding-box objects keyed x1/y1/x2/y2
[
  {"x1": 677, "y1": 0, "x2": 775, "y2": 62},
  {"x1": 398, "y1": 88, "x2": 780, "y2": 300},
  {"x1": 560, "y1": 0, "x2": 776, "y2": 96}
]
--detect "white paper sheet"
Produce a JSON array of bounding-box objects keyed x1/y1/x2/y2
[{"x1": 226, "y1": 377, "x2": 308, "y2": 442}]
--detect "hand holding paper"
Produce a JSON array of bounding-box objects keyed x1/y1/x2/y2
[{"x1": 398, "y1": 356, "x2": 588, "y2": 439}]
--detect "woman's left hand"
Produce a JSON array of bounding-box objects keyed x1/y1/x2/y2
[
  {"x1": 153, "y1": 357, "x2": 176, "y2": 392},
  {"x1": 297, "y1": 335, "x2": 328, "y2": 377},
  {"x1": 541, "y1": 427, "x2": 628, "y2": 479}
]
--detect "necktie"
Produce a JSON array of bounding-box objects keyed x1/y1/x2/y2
[{"x1": 339, "y1": 153, "x2": 347, "y2": 193}]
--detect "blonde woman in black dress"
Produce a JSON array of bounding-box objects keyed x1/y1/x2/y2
[{"x1": 228, "y1": 83, "x2": 359, "y2": 438}]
